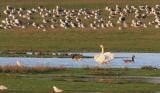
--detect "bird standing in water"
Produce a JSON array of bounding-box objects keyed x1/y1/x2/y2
[
  {"x1": 16, "y1": 60, "x2": 24, "y2": 67},
  {"x1": 123, "y1": 55, "x2": 135, "y2": 64},
  {"x1": 94, "y1": 45, "x2": 114, "y2": 64},
  {"x1": 71, "y1": 54, "x2": 83, "y2": 61}
]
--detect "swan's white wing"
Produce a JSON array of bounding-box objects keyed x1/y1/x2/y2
[
  {"x1": 108, "y1": 52, "x2": 114, "y2": 60},
  {"x1": 16, "y1": 60, "x2": 24, "y2": 67},
  {"x1": 94, "y1": 54, "x2": 106, "y2": 64},
  {"x1": 104, "y1": 52, "x2": 114, "y2": 62}
]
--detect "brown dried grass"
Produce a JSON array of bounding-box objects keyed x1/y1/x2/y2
[{"x1": 0, "y1": 65, "x2": 65, "y2": 73}]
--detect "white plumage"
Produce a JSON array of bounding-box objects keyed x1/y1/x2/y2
[
  {"x1": 94, "y1": 45, "x2": 114, "y2": 64},
  {"x1": 0, "y1": 85, "x2": 7, "y2": 90},
  {"x1": 16, "y1": 60, "x2": 24, "y2": 67},
  {"x1": 53, "y1": 86, "x2": 63, "y2": 93}
]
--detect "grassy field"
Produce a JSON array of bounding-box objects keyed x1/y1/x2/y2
[
  {"x1": 1, "y1": 0, "x2": 160, "y2": 9},
  {"x1": 0, "y1": 1, "x2": 160, "y2": 93},
  {"x1": 0, "y1": 29, "x2": 160, "y2": 52},
  {"x1": 1, "y1": 68, "x2": 160, "y2": 76},
  {"x1": 0, "y1": 68, "x2": 160, "y2": 93},
  {"x1": 0, "y1": 0, "x2": 160, "y2": 52}
]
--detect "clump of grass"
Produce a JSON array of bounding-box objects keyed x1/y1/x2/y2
[
  {"x1": 124, "y1": 67, "x2": 129, "y2": 71},
  {"x1": 141, "y1": 66, "x2": 158, "y2": 70},
  {"x1": 83, "y1": 67, "x2": 126, "y2": 76},
  {"x1": 0, "y1": 65, "x2": 65, "y2": 73}
]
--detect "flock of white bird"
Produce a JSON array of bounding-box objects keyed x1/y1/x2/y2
[{"x1": 1, "y1": 4, "x2": 160, "y2": 31}]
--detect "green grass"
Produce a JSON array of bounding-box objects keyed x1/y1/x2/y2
[
  {"x1": 46, "y1": 68, "x2": 160, "y2": 76},
  {"x1": 1, "y1": 77, "x2": 160, "y2": 92},
  {"x1": 0, "y1": 1, "x2": 160, "y2": 92},
  {"x1": 0, "y1": 29, "x2": 160, "y2": 52},
  {"x1": 1, "y1": 68, "x2": 160, "y2": 77},
  {"x1": 0, "y1": 68, "x2": 160, "y2": 92},
  {"x1": 0, "y1": 0, "x2": 160, "y2": 9},
  {"x1": 1, "y1": 78, "x2": 160, "y2": 92}
]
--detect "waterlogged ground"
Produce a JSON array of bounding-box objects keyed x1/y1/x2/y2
[{"x1": 0, "y1": 70, "x2": 160, "y2": 93}]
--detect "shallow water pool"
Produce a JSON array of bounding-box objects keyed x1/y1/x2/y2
[{"x1": 0, "y1": 53, "x2": 160, "y2": 68}]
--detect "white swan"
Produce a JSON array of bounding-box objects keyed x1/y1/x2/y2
[
  {"x1": 53, "y1": 86, "x2": 63, "y2": 93},
  {"x1": 94, "y1": 45, "x2": 114, "y2": 64},
  {"x1": 0, "y1": 85, "x2": 7, "y2": 90},
  {"x1": 16, "y1": 60, "x2": 24, "y2": 67}
]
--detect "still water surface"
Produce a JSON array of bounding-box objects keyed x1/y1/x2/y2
[{"x1": 0, "y1": 53, "x2": 160, "y2": 68}]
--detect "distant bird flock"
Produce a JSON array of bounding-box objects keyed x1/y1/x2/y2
[{"x1": 1, "y1": 5, "x2": 160, "y2": 31}]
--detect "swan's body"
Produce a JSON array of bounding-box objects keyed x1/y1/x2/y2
[
  {"x1": 94, "y1": 45, "x2": 114, "y2": 64},
  {"x1": 16, "y1": 60, "x2": 24, "y2": 67},
  {"x1": 0, "y1": 85, "x2": 7, "y2": 90},
  {"x1": 53, "y1": 86, "x2": 63, "y2": 93}
]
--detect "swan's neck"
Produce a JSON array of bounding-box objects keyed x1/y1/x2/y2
[{"x1": 101, "y1": 47, "x2": 104, "y2": 54}]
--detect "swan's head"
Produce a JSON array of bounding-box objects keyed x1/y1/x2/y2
[{"x1": 100, "y1": 45, "x2": 104, "y2": 48}]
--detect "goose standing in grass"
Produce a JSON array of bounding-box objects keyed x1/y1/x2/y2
[
  {"x1": 0, "y1": 85, "x2": 7, "y2": 90},
  {"x1": 53, "y1": 86, "x2": 63, "y2": 93},
  {"x1": 94, "y1": 45, "x2": 114, "y2": 64},
  {"x1": 123, "y1": 55, "x2": 135, "y2": 64}
]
